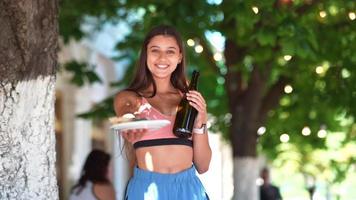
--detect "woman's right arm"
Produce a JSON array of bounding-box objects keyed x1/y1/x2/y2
[
  {"x1": 114, "y1": 91, "x2": 139, "y2": 173},
  {"x1": 114, "y1": 90, "x2": 140, "y2": 117},
  {"x1": 114, "y1": 90, "x2": 147, "y2": 141}
]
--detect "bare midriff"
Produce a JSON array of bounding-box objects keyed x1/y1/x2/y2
[{"x1": 135, "y1": 145, "x2": 193, "y2": 173}]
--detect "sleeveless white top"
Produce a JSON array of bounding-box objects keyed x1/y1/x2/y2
[{"x1": 69, "y1": 181, "x2": 97, "y2": 200}]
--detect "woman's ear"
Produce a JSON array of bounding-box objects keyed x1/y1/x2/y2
[{"x1": 178, "y1": 54, "x2": 183, "y2": 63}]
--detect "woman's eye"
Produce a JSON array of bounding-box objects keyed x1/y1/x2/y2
[{"x1": 167, "y1": 50, "x2": 175, "y2": 55}]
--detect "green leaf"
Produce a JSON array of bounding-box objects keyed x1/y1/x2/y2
[
  {"x1": 256, "y1": 29, "x2": 276, "y2": 46},
  {"x1": 62, "y1": 61, "x2": 102, "y2": 86}
]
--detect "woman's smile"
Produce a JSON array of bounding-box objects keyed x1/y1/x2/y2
[
  {"x1": 146, "y1": 35, "x2": 182, "y2": 79},
  {"x1": 156, "y1": 64, "x2": 169, "y2": 69}
]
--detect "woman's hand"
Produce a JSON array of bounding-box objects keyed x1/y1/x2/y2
[
  {"x1": 187, "y1": 91, "x2": 211, "y2": 173},
  {"x1": 186, "y1": 90, "x2": 207, "y2": 127},
  {"x1": 121, "y1": 129, "x2": 147, "y2": 142}
]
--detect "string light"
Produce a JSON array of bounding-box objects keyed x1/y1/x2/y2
[
  {"x1": 319, "y1": 11, "x2": 327, "y2": 18},
  {"x1": 284, "y1": 85, "x2": 293, "y2": 94},
  {"x1": 280, "y1": 134, "x2": 290, "y2": 143},
  {"x1": 194, "y1": 45, "x2": 203, "y2": 53},
  {"x1": 187, "y1": 39, "x2": 195, "y2": 47},
  {"x1": 315, "y1": 66, "x2": 324, "y2": 74},
  {"x1": 283, "y1": 55, "x2": 292, "y2": 61},
  {"x1": 257, "y1": 127, "x2": 266, "y2": 135},
  {"x1": 317, "y1": 129, "x2": 327, "y2": 138},
  {"x1": 252, "y1": 6, "x2": 259, "y2": 14},
  {"x1": 302, "y1": 126, "x2": 311, "y2": 136}
]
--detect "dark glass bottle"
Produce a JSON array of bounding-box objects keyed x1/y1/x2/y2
[{"x1": 173, "y1": 70, "x2": 200, "y2": 138}]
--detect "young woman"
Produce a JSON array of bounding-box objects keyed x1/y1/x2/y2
[
  {"x1": 114, "y1": 25, "x2": 212, "y2": 200},
  {"x1": 69, "y1": 149, "x2": 116, "y2": 200}
]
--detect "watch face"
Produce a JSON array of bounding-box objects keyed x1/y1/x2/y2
[
  {"x1": 202, "y1": 124, "x2": 207, "y2": 129},
  {"x1": 200, "y1": 124, "x2": 207, "y2": 133}
]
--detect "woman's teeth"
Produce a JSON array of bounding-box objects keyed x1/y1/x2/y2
[{"x1": 157, "y1": 64, "x2": 168, "y2": 69}]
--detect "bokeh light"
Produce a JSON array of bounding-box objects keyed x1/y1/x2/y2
[
  {"x1": 187, "y1": 39, "x2": 195, "y2": 47},
  {"x1": 257, "y1": 126, "x2": 266, "y2": 135},
  {"x1": 280, "y1": 134, "x2": 290, "y2": 143},
  {"x1": 195, "y1": 45, "x2": 203, "y2": 53},
  {"x1": 284, "y1": 85, "x2": 293, "y2": 94},
  {"x1": 252, "y1": 7, "x2": 259, "y2": 14},
  {"x1": 213, "y1": 52, "x2": 223, "y2": 61},
  {"x1": 283, "y1": 55, "x2": 292, "y2": 61},
  {"x1": 302, "y1": 126, "x2": 311, "y2": 136}
]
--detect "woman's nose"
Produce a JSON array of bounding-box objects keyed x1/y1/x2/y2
[{"x1": 157, "y1": 51, "x2": 168, "y2": 60}]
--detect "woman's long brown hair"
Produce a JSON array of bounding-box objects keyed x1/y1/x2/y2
[{"x1": 126, "y1": 25, "x2": 188, "y2": 97}]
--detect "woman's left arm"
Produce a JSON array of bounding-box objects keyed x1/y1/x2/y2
[{"x1": 186, "y1": 91, "x2": 212, "y2": 174}]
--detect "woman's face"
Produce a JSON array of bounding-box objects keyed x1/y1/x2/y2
[{"x1": 146, "y1": 35, "x2": 182, "y2": 80}]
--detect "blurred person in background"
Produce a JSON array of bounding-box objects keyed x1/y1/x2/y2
[
  {"x1": 69, "y1": 149, "x2": 115, "y2": 200},
  {"x1": 260, "y1": 167, "x2": 282, "y2": 200}
]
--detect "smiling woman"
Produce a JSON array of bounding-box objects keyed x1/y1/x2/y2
[
  {"x1": 146, "y1": 35, "x2": 182, "y2": 79},
  {"x1": 114, "y1": 25, "x2": 211, "y2": 200}
]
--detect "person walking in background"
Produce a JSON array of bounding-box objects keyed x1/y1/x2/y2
[
  {"x1": 260, "y1": 167, "x2": 282, "y2": 200},
  {"x1": 69, "y1": 149, "x2": 115, "y2": 200},
  {"x1": 114, "y1": 25, "x2": 211, "y2": 199}
]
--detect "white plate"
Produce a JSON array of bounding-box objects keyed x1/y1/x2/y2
[{"x1": 110, "y1": 119, "x2": 170, "y2": 132}]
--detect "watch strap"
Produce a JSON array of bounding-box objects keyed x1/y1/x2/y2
[{"x1": 193, "y1": 124, "x2": 207, "y2": 134}]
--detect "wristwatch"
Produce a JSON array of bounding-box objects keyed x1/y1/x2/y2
[{"x1": 193, "y1": 124, "x2": 207, "y2": 134}]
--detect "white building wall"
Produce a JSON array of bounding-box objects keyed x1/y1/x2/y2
[
  {"x1": 198, "y1": 133, "x2": 234, "y2": 200},
  {"x1": 57, "y1": 39, "x2": 120, "y2": 199}
]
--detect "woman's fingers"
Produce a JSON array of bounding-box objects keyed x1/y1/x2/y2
[
  {"x1": 188, "y1": 91, "x2": 206, "y2": 104},
  {"x1": 186, "y1": 91, "x2": 208, "y2": 123},
  {"x1": 121, "y1": 129, "x2": 147, "y2": 142},
  {"x1": 186, "y1": 91, "x2": 206, "y2": 110},
  {"x1": 188, "y1": 100, "x2": 205, "y2": 112}
]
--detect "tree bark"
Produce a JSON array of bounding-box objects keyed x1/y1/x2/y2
[
  {"x1": 0, "y1": 0, "x2": 59, "y2": 199},
  {"x1": 225, "y1": 37, "x2": 275, "y2": 200},
  {"x1": 230, "y1": 93, "x2": 261, "y2": 200},
  {"x1": 233, "y1": 157, "x2": 259, "y2": 200}
]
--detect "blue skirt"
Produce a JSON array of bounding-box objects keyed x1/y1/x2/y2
[{"x1": 125, "y1": 166, "x2": 209, "y2": 200}]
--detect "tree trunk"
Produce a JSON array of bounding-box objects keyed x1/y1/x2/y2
[
  {"x1": 224, "y1": 33, "x2": 269, "y2": 200},
  {"x1": 0, "y1": 0, "x2": 59, "y2": 199},
  {"x1": 229, "y1": 68, "x2": 266, "y2": 200},
  {"x1": 230, "y1": 107, "x2": 260, "y2": 200},
  {"x1": 233, "y1": 157, "x2": 259, "y2": 200}
]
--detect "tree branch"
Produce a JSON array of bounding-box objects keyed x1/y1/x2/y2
[
  {"x1": 258, "y1": 76, "x2": 290, "y2": 124},
  {"x1": 224, "y1": 39, "x2": 246, "y2": 108},
  {"x1": 199, "y1": 36, "x2": 220, "y2": 75},
  {"x1": 295, "y1": 0, "x2": 321, "y2": 15},
  {"x1": 273, "y1": 0, "x2": 321, "y2": 15}
]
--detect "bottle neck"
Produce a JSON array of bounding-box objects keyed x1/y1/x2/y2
[{"x1": 189, "y1": 71, "x2": 199, "y2": 90}]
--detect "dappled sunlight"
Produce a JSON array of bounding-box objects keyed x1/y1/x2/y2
[
  {"x1": 144, "y1": 182, "x2": 159, "y2": 200},
  {"x1": 136, "y1": 102, "x2": 152, "y2": 115},
  {"x1": 145, "y1": 152, "x2": 154, "y2": 171},
  {"x1": 136, "y1": 100, "x2": 167, "y2": 119}
]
